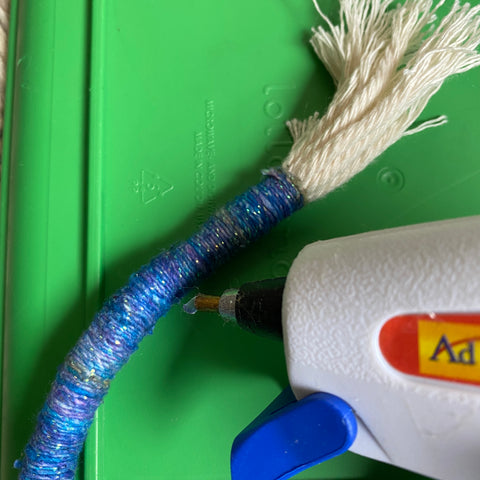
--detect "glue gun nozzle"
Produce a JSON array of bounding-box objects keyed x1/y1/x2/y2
[
  {"x1": 183, "y1": 279, "x2": 284, "y2": 338},
  {"x1": 183, "y1": 294, "x2": 220, "y2": 314}
]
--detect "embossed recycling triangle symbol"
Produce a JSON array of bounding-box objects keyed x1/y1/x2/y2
[{"x1": 141, "y1": 170, "x2": 173, "y2": 204}]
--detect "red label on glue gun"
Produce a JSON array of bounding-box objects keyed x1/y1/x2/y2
[{"x1": 379, "y1": 313, "x2": 480, "y2": 387}]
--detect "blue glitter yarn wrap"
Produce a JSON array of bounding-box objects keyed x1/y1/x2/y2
[{"x1": 16, "y1": 169, "x2": 303, "y2": 479}]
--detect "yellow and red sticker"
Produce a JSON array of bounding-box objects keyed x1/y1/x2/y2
[{"x1": 379, "y1": 313, "x2": 480, "y2": 386}]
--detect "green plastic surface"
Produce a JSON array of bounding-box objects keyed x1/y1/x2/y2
[{"x1": 1, "y1": 1, "x2": 480, "y2": 479}]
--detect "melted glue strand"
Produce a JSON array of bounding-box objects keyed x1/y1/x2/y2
[{"x1": 16, "y1": 170, "x2": 303, "y2": 480}]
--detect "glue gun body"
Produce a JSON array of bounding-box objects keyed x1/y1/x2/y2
[{"x1": 232, "y1": 216, "x2": 480, "y2": 480}]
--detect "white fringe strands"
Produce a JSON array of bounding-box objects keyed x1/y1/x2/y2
[{"x1": 283, "y1": 0, "x2": 480, "y2": 203}]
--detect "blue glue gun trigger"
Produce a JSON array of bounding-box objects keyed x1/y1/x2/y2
[{"x1": 231, "y1": 387, "x2": 357, "y2": 480}]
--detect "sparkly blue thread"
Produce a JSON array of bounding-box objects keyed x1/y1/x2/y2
[{"x1": 17, "y1": 169, "x2": 303, "y2": 479}]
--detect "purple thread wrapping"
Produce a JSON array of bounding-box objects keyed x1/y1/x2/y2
[{"x1": 17, "y1": 169, "x2": 303, "y2": 479}]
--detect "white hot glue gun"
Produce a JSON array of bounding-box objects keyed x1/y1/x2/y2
[{"x1": 186, "y1": 215, "x2": 480, "y2": 480}]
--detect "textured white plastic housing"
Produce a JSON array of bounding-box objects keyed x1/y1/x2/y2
[{"x1": 283, "y1": 216, "x2": 480, "y2": 480}]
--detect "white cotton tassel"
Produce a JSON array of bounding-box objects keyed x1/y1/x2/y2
[{"x1": 283, "y1": 0, "x2": 480, "y2": 203}]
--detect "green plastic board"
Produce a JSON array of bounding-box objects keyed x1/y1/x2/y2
[{"x1": 1, "y1": 0, "x2": 480, "y2": 479}]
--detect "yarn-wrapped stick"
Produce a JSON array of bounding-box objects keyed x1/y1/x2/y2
[
  {"x1": 17, "y1": 1, "x2": 480, "y2": 478},
  {"x1": 16, "y1": 171, "x2": 303, "y2": 479}
]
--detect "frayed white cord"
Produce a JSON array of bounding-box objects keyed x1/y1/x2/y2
[{"x1": 284, "y1": 0, "x2": 480, "y2": 203}]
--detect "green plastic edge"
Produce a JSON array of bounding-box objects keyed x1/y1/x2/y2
[
  {"x1": 0, "y1": 0, "x2": 19, "y2": 459},
  {"x1": 84, "y1": 0, "x2": 105, "y2": 476},
  {"x1": 0, "y1": 1, "x2": 91, "y2": 478}
]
